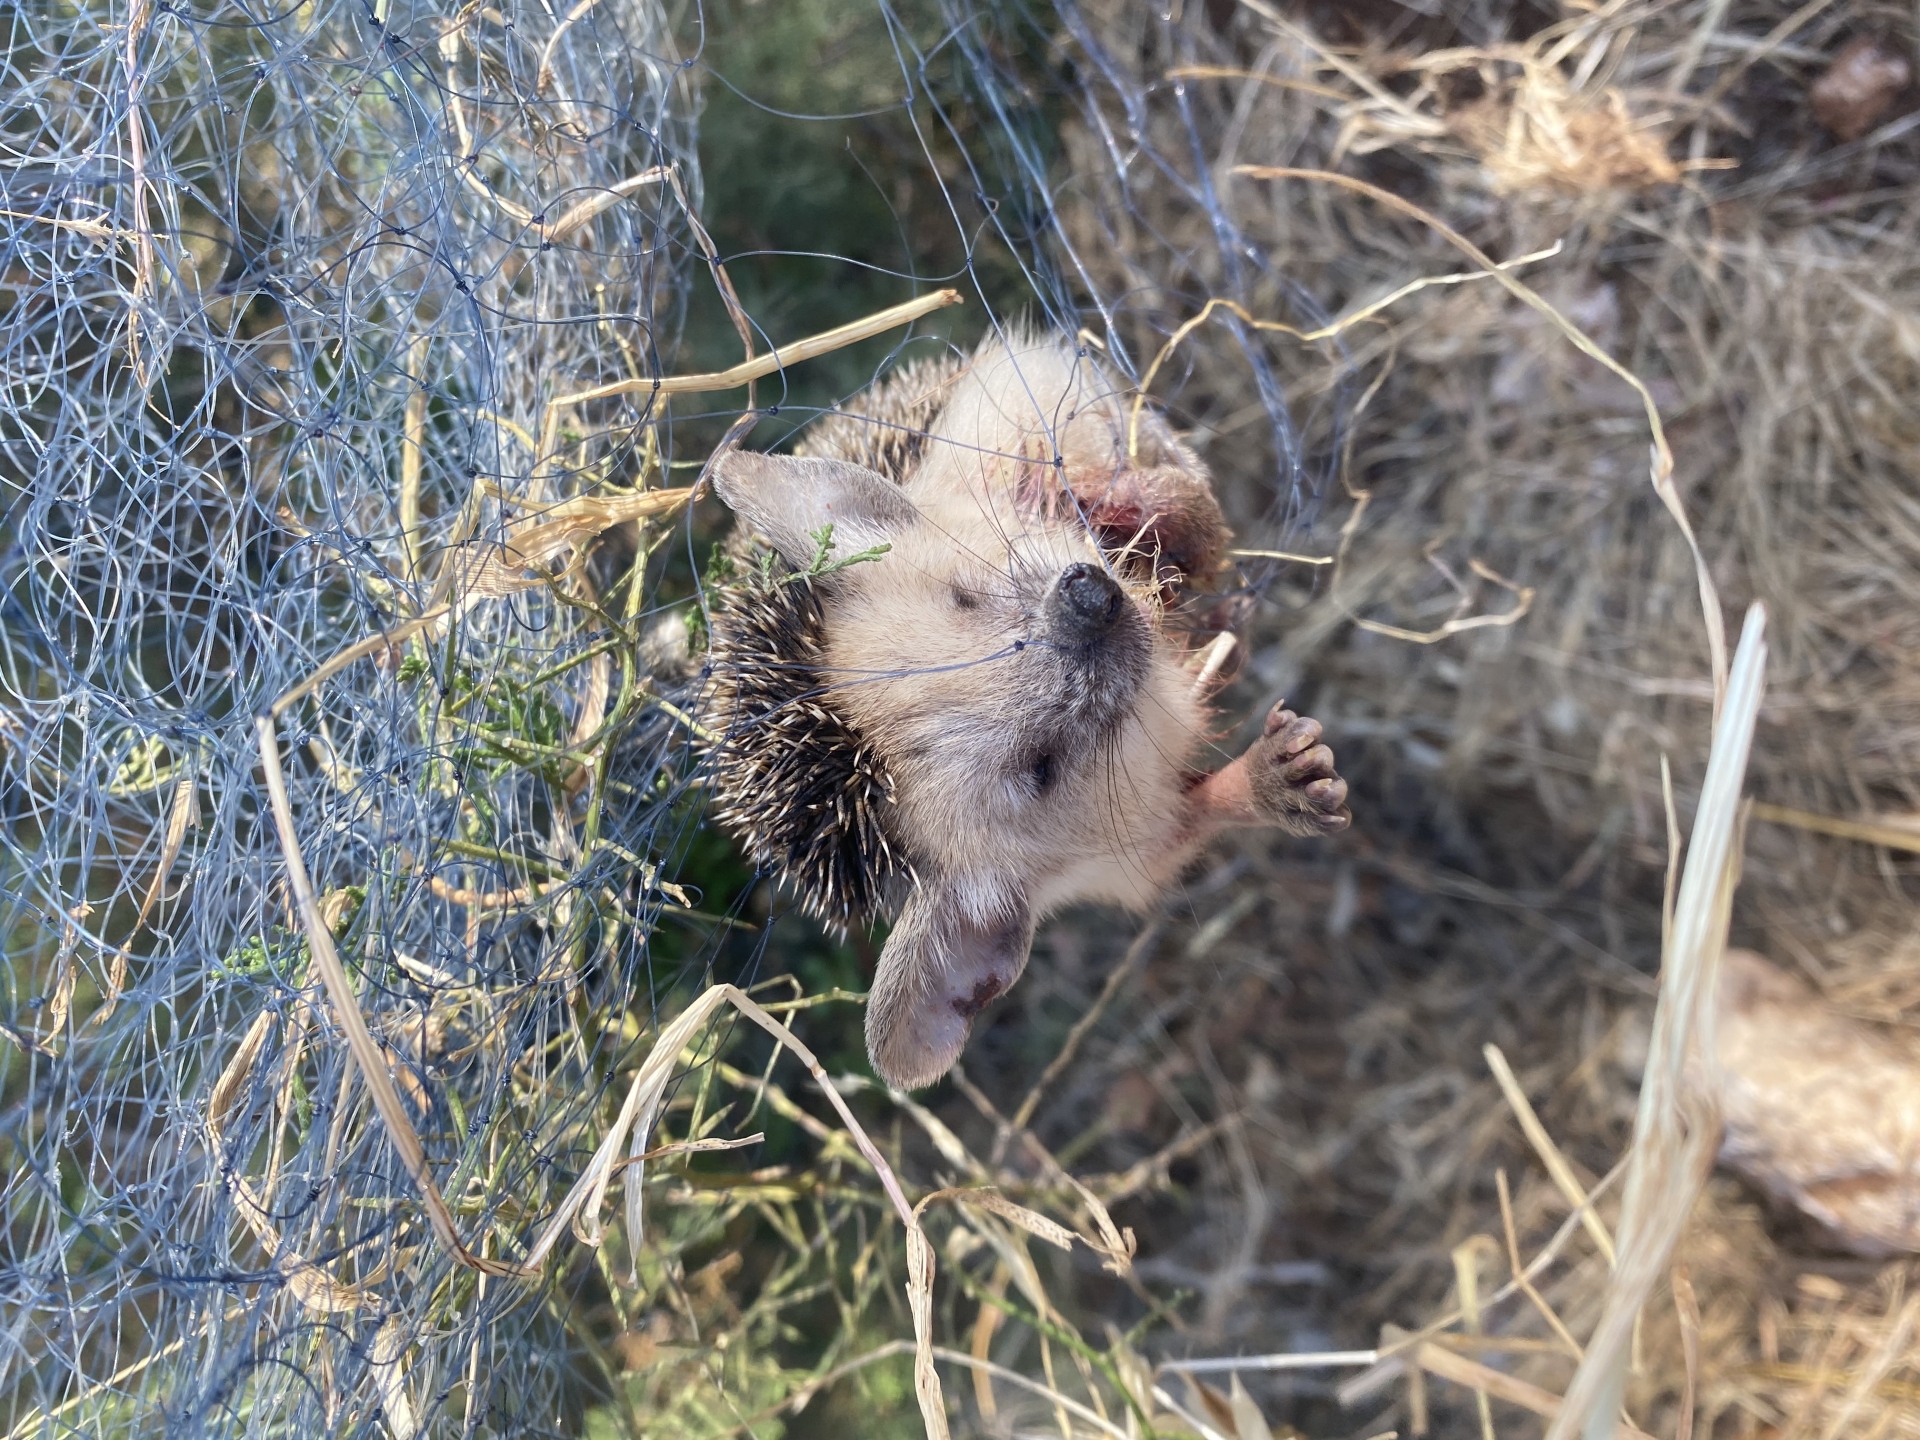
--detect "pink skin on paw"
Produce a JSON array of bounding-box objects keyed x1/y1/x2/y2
[{"x1": 1184, "y1": 702, "x2": 1351, "y2": 839}]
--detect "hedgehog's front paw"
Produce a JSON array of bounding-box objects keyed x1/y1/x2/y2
[{"x1": 1246, "y1": 704, "x2": 1350, "y2": 836}]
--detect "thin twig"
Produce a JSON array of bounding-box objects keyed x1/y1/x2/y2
[
  {"x1": 1159, "y1": 1350, "x2": 1380, "y2": 1373},
  {"x1": 1126, "y1": 246, "x2": 1561, "y2": 459},
  {"x1": 1231, "y1": 166, "x2": 1728, "y2": 714},
  {"x1": 121, "y1": 0, "x2": 154, "y2": 379},
  {"x1": 1497, "y1": 1169, "x2": 1585, "y2": 1358},
  {"x1": 400, "y1": 336, "x2": 428, "y2": 581},
  {"x1": 102, "y1": 763, "x2": 197, "y2": 1018},
  {"x1": 256, "y1": 713, "x2": 510, "y2": 1274},
  {"x1": 1750, "y1": 802, "x2": 1920, "y2": 855},
  {"x1": 549, "y1": 289, "x2": 964, "y2": 408},
  {"x1": 1485, "y1": 1043, "x2": 1617, "y2": 1266},
  {"x1": 1415, "y1": 1343, "x2": 1657, "y2": 1440},
  {"x1": 269, "y1": 608, "x2": 450, "y2": 720},
  {"x1": 1007, "y1": 921, "x2": 1161, "y2": 1141}
]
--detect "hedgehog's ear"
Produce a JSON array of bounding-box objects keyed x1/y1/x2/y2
[
  {"x1": 712, "y1": 451, "x2": 917, "y2": 570},
  {"x1": 865, "y1": 879, "x2": 1034, "y2": 1091}
]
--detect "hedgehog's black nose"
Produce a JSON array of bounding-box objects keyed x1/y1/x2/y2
[{"x1": 1046, "y1": 562, "x2": 1125, "y2": 647}]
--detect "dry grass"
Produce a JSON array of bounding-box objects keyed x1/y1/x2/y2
[
  {"x1": 543, "y1": 1, "x2": 1920, "y2": 1417},
  {"x1": 917, "y1": 1, "x2": 1920, "y2": 1436}
]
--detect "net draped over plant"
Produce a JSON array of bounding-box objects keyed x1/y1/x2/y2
[{"x1": 2, "y1": 0, "x2": 717, "y2": 1429}]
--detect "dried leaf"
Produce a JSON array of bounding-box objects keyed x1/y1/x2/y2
[
  {"x1": 369, "y1": 1317, "x2": 417, "y2": 1440},
  {"x1": 1184, "y1": 1374, "x2": 1240, "y2": 1436},
  {"x1": 907, "y1": 1221, "x2": 951, "y2": 1440},
  {"x1": 450, "y1": 487, "x2": 691, "y2": 598},
  {"x1": 206, "y1": 1009, "x2": 369, "y2": 1313},
  {"x1": 1228, "y1": 1373, "x2": 1276, "y2": 1440},
  {"x1": 104, "y1": 767, "x2": 198, "y2": 1019},
  {"x1": 951, "y1": 1188, "x2": 1076, "y2": 1253}
]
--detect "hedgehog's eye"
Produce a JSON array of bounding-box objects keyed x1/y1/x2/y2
[
  {"x1": 950, "y1": 586, "x2": 979, "y2": 611},
  {"x1": 1029, "y1": 753, "x2": 1056, "y2": 794}
]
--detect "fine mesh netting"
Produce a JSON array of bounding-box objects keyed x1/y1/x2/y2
[
  {"x1": 3, "y1": 0, "x2": 710, "y2": 1430},
  {"x1": 1, "y1": 1, "x2": 1340, "y2": 1434}
]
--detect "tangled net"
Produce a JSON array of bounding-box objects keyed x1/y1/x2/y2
[
  {"x1": 1, "y1": 0, "x2": 716, "y2": 1429},
  {"x1": 0, "y1": 0, "x2": 1356, "y2": 1433}
]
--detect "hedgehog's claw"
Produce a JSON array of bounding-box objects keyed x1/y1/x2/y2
[
  {"x1": 1187, "y1": 704, "x2": 1352, "y2": 838},
  {"x1": 1247, "y1": 704, "x2": 1351, "y2": 836}
]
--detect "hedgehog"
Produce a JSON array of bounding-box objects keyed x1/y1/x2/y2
[{"x1": 701, "y1": 329, "x2": 1349, "y2": 1090}]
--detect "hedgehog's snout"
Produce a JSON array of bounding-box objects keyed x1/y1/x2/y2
[{"x1": 1046, "y1": 562, "x2": 1125, "y2": 648}]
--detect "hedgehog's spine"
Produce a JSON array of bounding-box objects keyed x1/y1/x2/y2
[
  {"x1": 795, "y1": 352, "x2": 965, "y2": 483},
  {"x1": 702, "y1": 564, "x2": 909, "y2": 927}
]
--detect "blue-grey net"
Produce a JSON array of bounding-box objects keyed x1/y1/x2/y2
[{"x1": 3, "y1": 0, "x2": 711, "y2": 1431}]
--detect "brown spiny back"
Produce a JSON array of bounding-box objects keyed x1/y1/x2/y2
[{"x1": 796, "y1": 353, "x2": 966, "y2": 484}]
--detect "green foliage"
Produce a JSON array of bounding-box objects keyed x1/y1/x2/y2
[
  {"x1": 800, "y1": 523, "x2": 891, "y2": 579},
  {"x1": 217, "y1": 925, "x2": 309, "y2": 983},
  {"x1": 567, "y1": 990, "x2": 929, "y2": 1440},
  {"x1": 684, "y1": 0, "x2": 951, "y2": 402}
]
